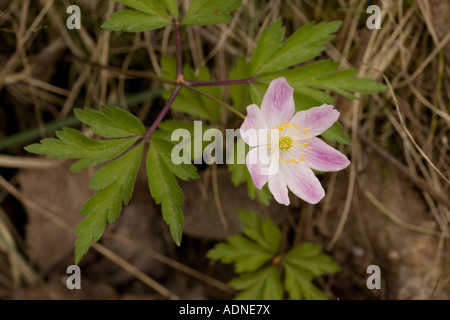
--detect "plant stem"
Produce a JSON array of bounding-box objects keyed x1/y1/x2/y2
[
  {"x1": 132, "y1": 18, "x2": 249, "y2": 141},
  {"x1": 144, "y1": 85, "x2": 181, "y2": 141},
  {"x1": 183, "y1": 84, "x2": 245, "y2": 119},
  {"x1": 144, "y1": 19, "x2": 184, "y2": 142},
  {"x1": 185, "y1": 77, "x2": 255, "y2": 86}
]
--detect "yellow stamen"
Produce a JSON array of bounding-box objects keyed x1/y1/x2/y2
[{"x1": 279, "y1": 136, "x2": 293, "y2": 151}]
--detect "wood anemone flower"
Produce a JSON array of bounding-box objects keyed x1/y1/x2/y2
[{"x1": 240, "y1": 77, "x2": 350, "y2": 205}]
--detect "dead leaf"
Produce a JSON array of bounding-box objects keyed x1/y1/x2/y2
[{"x1": 17, "y1": 160, "x2": 91, "y2": 275}]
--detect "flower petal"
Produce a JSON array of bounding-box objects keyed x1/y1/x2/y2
[
  {"x1": 281, "y1": 163, "x2": 325, "y2": 204},
  {"x1": 261, "y1": 77, "x2": 295, "y2": 128},
  {"x1": 240, "y1": 104, "x2": 268, "y2": 147},
  {"x1": 268, "y1": 172, "x2": 290, "y2": 206},
  {"x1": 302, "y1": 137, "x2": 350, "y2": 172},
  {"x1": 289, "y1": 104, "x2": 339, "y2": 137},
  {"x1": 246, "y1": 147, "x2": 269, "y2": 189}
]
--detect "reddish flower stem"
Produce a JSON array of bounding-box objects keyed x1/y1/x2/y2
[
  {"x1": 144, "y1": 16, "x2": 251, "y2": 141},
  {"x1": 144, "y1": 85, "x2": 181, "y2": 141},
  {"x1": 145, "y1": 18, "x2": 184, "y2": 142}
]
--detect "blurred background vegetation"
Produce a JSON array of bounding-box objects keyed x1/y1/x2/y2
[{"x1": 0, "y1": 0, "x2": 449, "y2": 299}]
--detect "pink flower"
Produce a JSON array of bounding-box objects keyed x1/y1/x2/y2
[{"x1": 240, "y1": 77, "x2": 350, "y2": 205}]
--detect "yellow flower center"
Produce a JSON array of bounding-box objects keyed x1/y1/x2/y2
[
  {"x1": 267, "y1": 121, "x2": 313, "y2": 165},
  {"x1": 279, "y1": 136, "x2": 293, "y2": 151}
]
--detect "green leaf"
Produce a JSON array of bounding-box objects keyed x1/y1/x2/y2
[
  {"x1": 284, "y1": 263, "x2": 326, "y2": 300},
  {"x1": 74, "y1": 186, "x2": 117, "y2": 263},
  {"x1": 24, "y1": 127, "x2": 139, "y2": 172},
  {"x1": 230, "y1": 266, "x2": 283, "y2": 300},
  {"x1": 266, "y1": 59, "x2": 339, "y2": 82},
  {"x1": 293, "y1": 88, "x2": 334, "y2": 110},
  {"x1": 284, "y1": 242, "x2": 340, "y2": 277},
  {"x1": 182, "y1": 0, "x2": 242, "y2": 26},
  {"x1": 258, "y1": 21, "x2": 342, "y2": 74},
  {"x1": 238, "y1": 210, "x2": 280, "y2": 254},
  {"x1": 207, "y1": 234, "x2": 273, "y2": 273},
  {"x1": 101, "y1": 10, "x2": 172, "y2": 32},
  {"x1": 206, "y1": 210, "x2": 339, "y2": 299},
  {"x1": 160, "y1": 152, "x2": 198, "y2": 181},
  {"x1": 163, "y1": 0, "x2": 178, "y2": 19},
  {"x1": 249, "y1": 84, "x2": 263, "y2": 106},
  {"x1": 229, "y1": 162, "x2": 247, "y2": 186},
  {"x1": 306, "y1": 67, "x2": 388, "y2": 96},
  {"x1": 206, "y1": 209, "x2": 280, "y2": 278},
  {"x1": 155, "y1": 119, "x2": 212, "y2": 162},
  {"x1": 228, "y1": 57, "x2": 252, "y2": 111},
  {"x1": 250, "y1": 183, "x2": 272, "y2": 206},
  {"x1": 74, "y1": 106, "x2": 145, "y2": 138},
  {"x1": 89, "y1": 143, "x2": 144, "y2": 199},
  {"x1": 321, "y1": 122, "x2": 351, "y2": 145},
  {"x1": 161, "y1": 57, "x2": 221, "y2": 122},
  {"x1": 112, "y1": 0, "x2": 169, "y2": 19},
  {"x1": 250, "y1": 19, "x2": 285, "y2": 75},
  {"x1": 230, "y1": 22, "x2": 386, "y2": 117},
  {"x1": 147, "y1": 143, "x2": 184, "y2": 245},
  {"x1": 74, "y1": 143, "x2": 144, "y2": 264},
  {"x1": 151, "y1": 137, "x2": 199, "y2": 181},
  {"x1": 262, "y1": 60, "x2": 387, "y2": 104}
]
